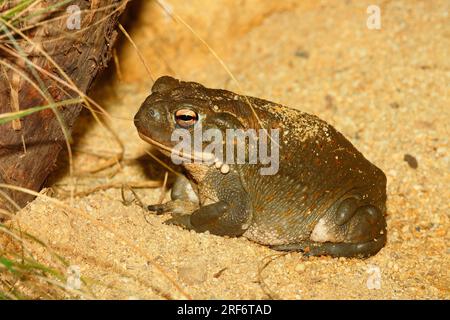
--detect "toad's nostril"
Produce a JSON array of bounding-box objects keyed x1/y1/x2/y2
[{"x1": 148, "y1": 108, "x2": 161, "y2": 121}]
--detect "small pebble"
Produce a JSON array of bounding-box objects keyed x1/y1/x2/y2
[
  {"x1": 178, "y1": 264, "x2": 208, "y2": 285},
  {"x1": 388, "y1": 169, "x2": 398, "y2": 177},
  {"x1": 294, "y1": 50, "x2": 310, "y2": 59},
  {"x1": 403, "y1": 154, "x2": 418, "y2": 169},
  {"x1": 220, "y1": 164, "x2": 230, "y2": 174},
  {"x1": 214, "y1": 160, "x2": 223, "y2": 169},
  {"x1": 436, "y1": 147, "x2": 446, "y2": 156},
  {"x1": 401, "y1": 225, "x2": 409, "y2": 234},
  {"x1": 390, "y1": 102, "x2": 400, "y2": 109},
  {"x1": 295, "y1": 263, "x2": 306, "y2": 273},
  {"x1": 325, "y1": 94, "x2": 336, "y2": 110}
]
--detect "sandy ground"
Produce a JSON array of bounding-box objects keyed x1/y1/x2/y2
[{"x1": 9, "y1": 0, "x2": 450, "y2": 299}]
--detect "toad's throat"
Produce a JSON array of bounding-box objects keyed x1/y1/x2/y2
[{"x1": 138, "y1": 132, "x2": 215, "y2": 163}]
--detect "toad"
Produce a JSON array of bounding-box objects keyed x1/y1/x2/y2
[{"x1": 134, "y1": 76, "x2": 387, "y2": 258}]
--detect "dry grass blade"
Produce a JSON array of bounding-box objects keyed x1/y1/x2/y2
[
  {"x1": 144, "y1": 150, "x2": 181, "y2": 177},
  {"x1": 257, "y1": 253, "x2": 286, "y2": 300},
  {"x1": 118, "y1": 22, "x2": 154, "y2": 83},
  {"x1": 158, "y1": 171, "x2": 169, "y2": 204},
  {"x1": 55, "y1": 180, "x2": 163, "y2": 198},
  {"x1": 155, "y1": 0, "x2": 281, "y2": 150}
]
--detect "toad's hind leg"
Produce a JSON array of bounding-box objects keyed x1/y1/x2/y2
[
  {"x1": 271, "y1": 198, "x2": 387, "y2": 258},
  {"x1": 270, "y1": 233, "x2": 386, "y2": 258}
]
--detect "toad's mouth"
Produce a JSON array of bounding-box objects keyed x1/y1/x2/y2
[{"x1": 138, "y1": 132, "x2": 215, "y2": 163}]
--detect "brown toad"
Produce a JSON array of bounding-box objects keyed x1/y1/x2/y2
[{"x1": 134, "y1": 76, "x2": 387, "y2": 258}]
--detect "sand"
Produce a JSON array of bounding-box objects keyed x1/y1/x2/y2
[{"x1": 9, "y1": 0, "x2": 450, "y2": 299}]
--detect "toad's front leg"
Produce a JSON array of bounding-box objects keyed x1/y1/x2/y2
[
  {"x1": 148, "y1": 171, "x2": 252, "y2": 237},
  {"x1": 147, "y1": 175, "x2": 199, "y2": 221}
]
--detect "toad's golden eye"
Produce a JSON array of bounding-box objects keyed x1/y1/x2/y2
[{"x1": 174, "y1": 109, "x2": 198, "y2": 128}]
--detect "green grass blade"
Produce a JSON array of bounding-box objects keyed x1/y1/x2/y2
[
  {"x1": 21, "y1": 0, "x2": 75, "y2": 22},
  {"x1": 0, "y1": 256, "x2": 16, "y2": 274},
  {"x1": 0, "y1": 98, "x2": 83, "y2": 125},
  {"x1": 1, "y1": 0, "x2": 37, "y2": 21}
]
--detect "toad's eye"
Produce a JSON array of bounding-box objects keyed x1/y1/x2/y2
[{"x1": 174, "y1": 109, "x2": 198, "y2": 128}]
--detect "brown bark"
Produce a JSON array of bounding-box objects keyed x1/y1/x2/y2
[{"x1": 0, "y1": 0, "x2": 127, "y2": 212}]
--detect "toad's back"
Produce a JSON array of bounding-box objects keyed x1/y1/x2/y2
[{"x1": 231, "y1": 96, "x2": 387, "y2": 250}]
